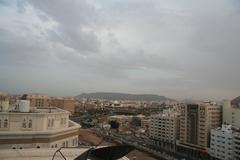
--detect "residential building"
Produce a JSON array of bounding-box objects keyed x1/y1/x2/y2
[
  {"x1": 0, "y1": 100, "x2": 80, "y2": 149},
  {"x1": 178, "y1": 102, "x2": 222, "y2": 158},
  {"x1": 141, "y1": 119, "x2": 150, "y2": 128},
  {"x1": 210, "y1": 125, "x2": 233, "y2": 160},
  {"x1": 233, "y1": 131, "x2": 240, "y2": 159},
  {"x1": 50, "y1": 98, "x2": 75, "y2": 114},
  {"x1": 149, "y1": 109, "x2": 180, "y2": 151},
  {"x1": 25, "y1": 93, "x2": 49, "y2": 109}
]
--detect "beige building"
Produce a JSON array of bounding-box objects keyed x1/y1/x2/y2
[
  {"x1": 50, "y1": 98, "x2": 75, "y2": 114},
  {"x1": 26, "y1": 94, "x2": 49, "y2": 108},
  {"x1": 149, "y1": 110, "x2": 180, "y2": 151},
  {"x1": 178, "y1": 102, "x2": 221, "y2": 154},
  {"x1": 223, "y1": 100, "x2": 240, "y2": 128},
  {"x1": 0, "y1": 100, "x2": 80, "y2": 149}
]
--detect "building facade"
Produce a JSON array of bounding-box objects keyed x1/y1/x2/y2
[
  {"x1": 26, "y1": 94, "x2": 50, "y2": 108},
  {"x1": 149, "y1": 110, "x2": 180, "y2": 151},
  {"x1": 210, "y1": 125, "x2": 233, "y2": 160},
  {"x1": 233, "y1": 132, "x2": 240, "y2": 159},
  {"x1": 0, "y1": 100, "x2": 80, "y2": 149},
  {"x1": 50, "y1": 98, "x2": 75, "y2": 114},
  {"x1": 178, "y1": 102, "x2": 222, "y2": 157}
]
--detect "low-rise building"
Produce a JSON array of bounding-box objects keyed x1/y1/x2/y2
[
  {"x1": 25, "y1": 93, "x2": 50, "y2": 109},
  {"x1": 50, "y1": 97, "x2": 75, "y2": 114}
]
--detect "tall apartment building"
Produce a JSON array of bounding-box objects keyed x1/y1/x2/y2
[
  {"x1": 210, "y1": 125, "x2": 233, "y2": 160},
  {"x1": 50, "y1": 98, "x2": 75, "y2": 114},
  {"x1": 178, "y1": 102, "x2": 221, "y2": 157},
  {"x1": 0, "y1": 100, "x2": 80, "y2": 149},
  {"x1": 150, "y1": 109, "x2": 180, "y2": 151},
  {"x1": 210, "y1": 124, "x2": 240, "y2": 160},
  {"x1": 233, "y1": 132, "x2": 240, "y2": 159},
  {"x1": 25, "y1": 94, "x2": 49, "y2": 108},
  {"x1": 223, "y1": 100, "x2": 240, "y2": 128}
]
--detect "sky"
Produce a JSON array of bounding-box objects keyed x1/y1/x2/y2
[{"x1": 0, "y1": 0, "x2": 240, "y2": 100}]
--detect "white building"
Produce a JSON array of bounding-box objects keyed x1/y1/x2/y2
[
  {"x1": 149, "y1": 110, "x2": 180, "y2": 151},
  {"x1": 210, "y1": 125, "x2": 233, "y2": 160},
  {"x1": 0, "y1": 100, "x2": 80, "y2": 149},
  {"x1": 233, "y1": 132, "x2": 240, "y2": 159}
]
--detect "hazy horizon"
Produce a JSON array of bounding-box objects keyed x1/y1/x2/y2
[{"x1": 1, "y1": 0, "x2": 240, "y2": 100}]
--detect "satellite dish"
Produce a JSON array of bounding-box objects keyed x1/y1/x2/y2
[
  {"x1": 74, "y1": 145, "x2": 134, "y2": 160},
  {"x1": 89, "y1": 145, "x2": 134, "y2": 160}
]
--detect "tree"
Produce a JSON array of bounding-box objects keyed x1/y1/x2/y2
[{"x1": 109, "y1": 120, "x2": 119, "y2": 129}]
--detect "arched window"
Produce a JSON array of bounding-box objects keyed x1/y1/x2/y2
[
  {"x1": 63, "y1": 142, "x2": 65, "y2": 147},
  {"x1": 55, "y1": 144, "x2": 57, "y2": 148},
  {"x1": 51, "y1": 145, "x2": 54, "y2": 148},
  {"x1": 4, "y1": 119, "x2": 8, "y2": 128},
  {"x1": 22, "y1": 119, "x2": 26, "y2": 128},
  {"x1": 28, "y1": 119, "x2": 32, "y2": 128}
]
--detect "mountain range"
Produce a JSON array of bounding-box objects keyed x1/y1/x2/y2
[{"x1": 75, "y1": 92, "x2": 173, "y2": 101}]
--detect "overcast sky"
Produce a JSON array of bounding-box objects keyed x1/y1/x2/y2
[{"x1": 0, "y1": 0, "x2": 240, "y2": 100}]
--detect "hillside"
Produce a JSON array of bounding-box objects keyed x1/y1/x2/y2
[{"x1": 75, "y1": 92, "x2": 173, "y2": 101}]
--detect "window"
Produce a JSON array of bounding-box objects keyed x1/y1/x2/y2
[
  {"x1": 75, "y1": 138, "x2": 78, "y2": 145},
  {"x1": 0, "y1": 119, "x2": 1, "y2": 128},
  {"x1": 48, "y1": 119, "x2": 51, "y2": 127},
  {"x1": 22, "y1": 119, "x2": 27, "y2": 128},
  {"x1": 51, "y1": 119, "x2": 54, "y2": 127},
  {"x1": 4, "y1": 119, "x2": 8, "y2": 128},
  {"x1": 37, "y1": 146, "x2": 40, "y2": 148},
  {"x1": 28, "y1": 119, "x2": 32, "y2": 128}
]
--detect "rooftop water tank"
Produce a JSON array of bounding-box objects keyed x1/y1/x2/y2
[{"x1": 16, "y1": 100, "x2": 30, "y2": 112}]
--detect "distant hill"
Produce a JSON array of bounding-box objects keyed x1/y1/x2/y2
[
  {"x1": 231, "y1": 96, "x2": 240, "y2": 106},
  {"x1": 75, "y1": 92, "x2": 173, "y2": 101}
]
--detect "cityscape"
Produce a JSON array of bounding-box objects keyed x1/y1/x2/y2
[
  {"x1": 0, "y1": 92, "x2": 240, "y2": 160},
  {"x1": 1, "y1": 0, "x2": 240, "y2": 160}
]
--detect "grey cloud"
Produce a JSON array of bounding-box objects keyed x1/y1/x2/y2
[
  {"x1": 27, "y1": 0, "x2": 100, "y2": 54},
  {"x1": 1, "y1": 0, "x2": 240, "y2": 99}
]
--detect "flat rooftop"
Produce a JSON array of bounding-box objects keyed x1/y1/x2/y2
[
  {"x1": 1, "y1": 107, "x2": 70, "y2": 114},
  {"x1": 0, "y1": 148, "x2": 129, "y2": 160}
]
